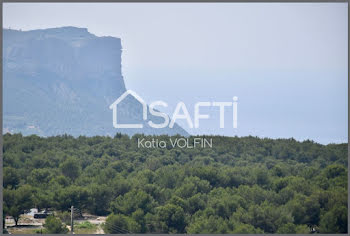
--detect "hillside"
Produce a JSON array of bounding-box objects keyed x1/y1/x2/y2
[{"x1": 3, "y1": 134, "x2": 348, "y2": 234}]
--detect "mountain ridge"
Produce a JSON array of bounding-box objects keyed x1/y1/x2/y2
[{"x1": 3, "y1": 26, "x2": 188, "y2": 137}]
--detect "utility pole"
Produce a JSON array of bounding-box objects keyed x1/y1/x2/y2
[{"x1": 70, "y1": 205, "x2": 74, "y2": 234}]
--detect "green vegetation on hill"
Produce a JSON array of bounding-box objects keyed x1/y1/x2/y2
[{"x1": 3, "y1": 133, "x2": 348, "y2": 233}]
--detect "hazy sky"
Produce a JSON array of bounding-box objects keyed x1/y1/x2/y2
[{"x1": 3, "y1": 3, "x2": 348, "y2": 143}]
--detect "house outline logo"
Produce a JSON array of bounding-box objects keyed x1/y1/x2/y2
[
  {"x1": 109, "y1": 90, "x2": 147, "y2": 128},
  {"x1": 110, "y1": 90, "x2": 239, "y2": 130}
]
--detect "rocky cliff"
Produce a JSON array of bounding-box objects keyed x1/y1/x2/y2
[{"x1": 3, "y1": 26, "x2": 187, "y2": 136}]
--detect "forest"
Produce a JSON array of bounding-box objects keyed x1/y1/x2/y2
[{"x1": 3, "y1": 133, "x2": 348, "y2": 234}]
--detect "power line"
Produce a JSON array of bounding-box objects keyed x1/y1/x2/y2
[
  {"x1": 109, "y1": 227, "x2": 127, "y2": 234},
  {"x1": 105, "y1": 224, "x2": 129, "y2": 234},
  {"x1": 104, "y1": 221, "x2": 131, "y2": 234},
  {"x1": 105, "y1": 222, "x2": 130, "y2": 233}
]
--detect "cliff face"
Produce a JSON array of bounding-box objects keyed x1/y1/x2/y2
[{"x1": 3, "y1": 27, "x2": 187, "y2": 136}]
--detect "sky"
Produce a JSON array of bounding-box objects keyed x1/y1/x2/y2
[{"x1": 3, "y1": 3, "x2": 348, "y2": 144}]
